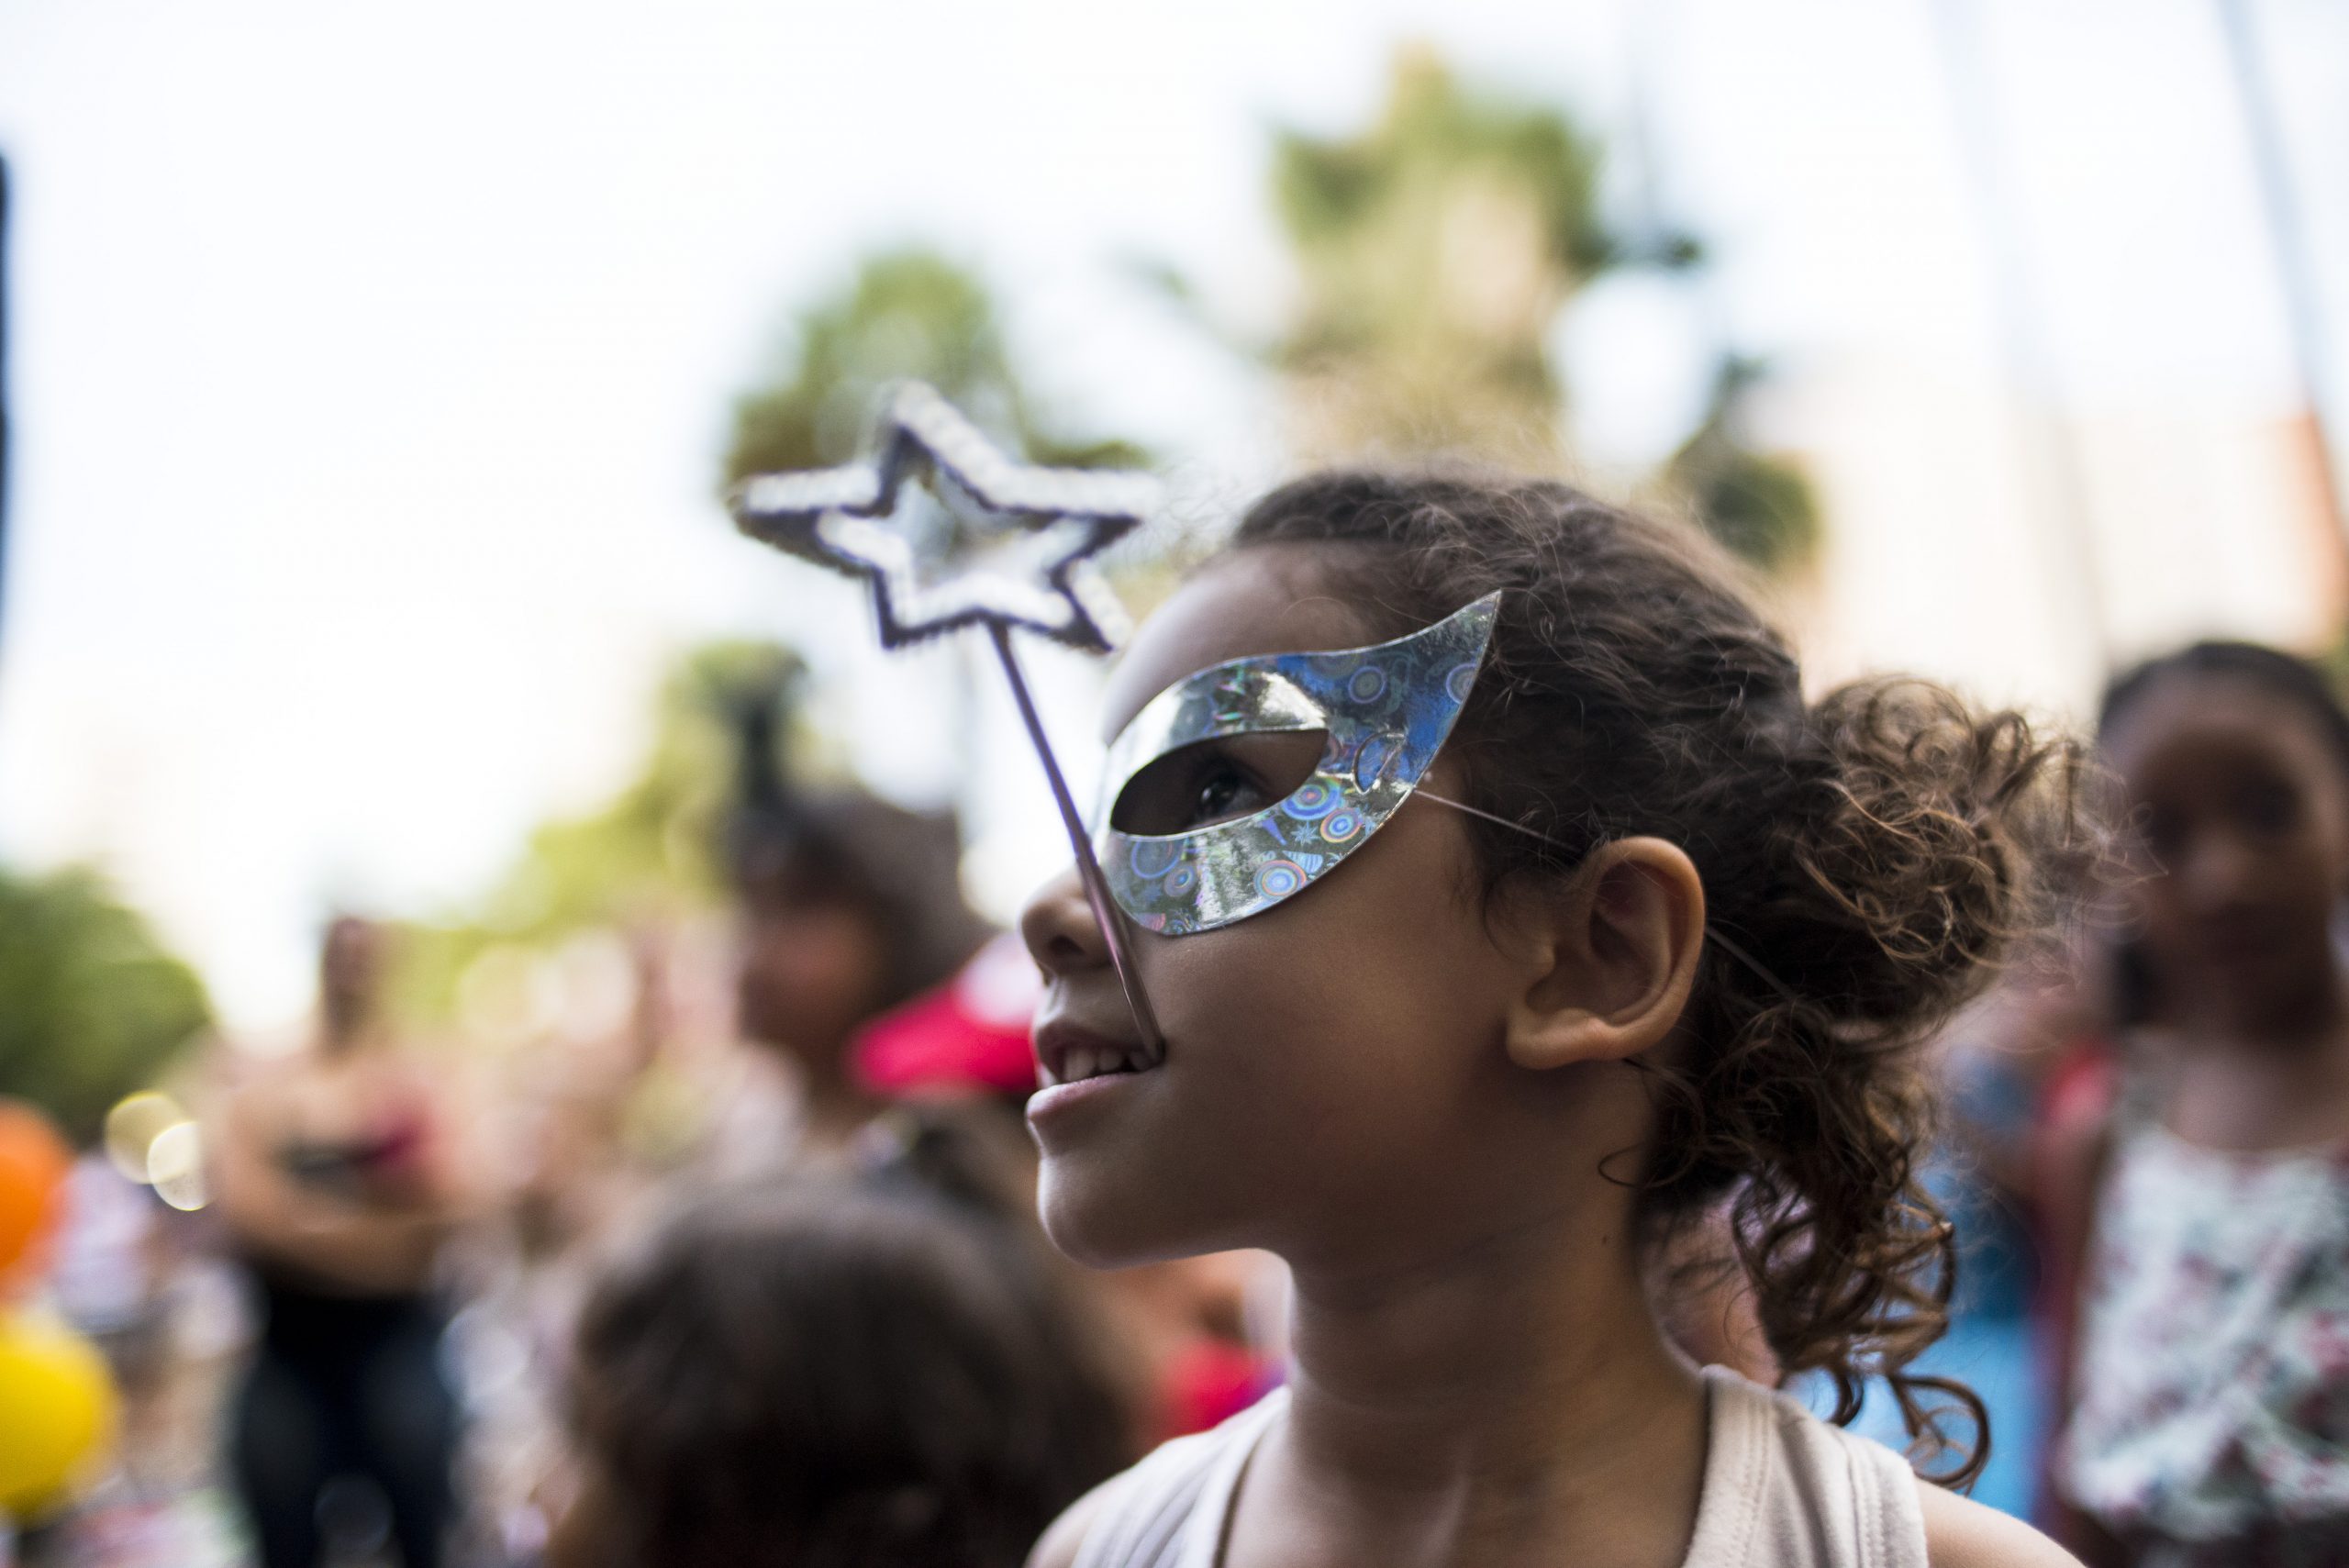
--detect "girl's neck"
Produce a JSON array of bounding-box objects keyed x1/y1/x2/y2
[
  {"x1": 2165, "y1": 964, "x2": 2349, "y2": 1150},
  {"x1": 1254, "y1": 1207, "x2": 1707, "y2": 1568},
  {"x1": 2190, "y1": 943, "x2": 2349, "y2": 1044}
]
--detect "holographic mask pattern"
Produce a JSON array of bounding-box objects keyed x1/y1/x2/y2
[{"x1": 1097, "y1": 594, "x2": 1501, "y2": 935}]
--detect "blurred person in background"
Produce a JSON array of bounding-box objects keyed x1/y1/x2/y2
[
  {"x1": 546, "y1": 1170, "x2": 1131, "y2": 1568},
  {"x1": 211, "y1": 916, "x2": 473, "y2": 1568},
  {"x1": 2043, "y1": 642, "x2": 2349, "y2": 1567},
  {"x1": 711, "y1": 666, "x2": 992, "y2": 1168}
]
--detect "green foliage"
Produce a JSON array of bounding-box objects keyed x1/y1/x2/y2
[
  {"x1": 1665, "y1": 358, "x2": 1821, "y2": 572},
  {"x1": 1242, "y1": 49, "x2": 1818, "y2": 573},
  {"x1": 1274, "y1": 49, "x2": 1620, "y2": 295},
  {"x1": 0, "y1": 866, "x2": 211, "y2": 1142},
  {"x1": 720, "y1": 248, "x2": 1147, "y2": 490},
  {"x1": 400, "y1": 250, "x2": 1162, "y2": 1029},
  {"x1": 1264, "y1": 49, "x2": 1647, "y2": 462}
]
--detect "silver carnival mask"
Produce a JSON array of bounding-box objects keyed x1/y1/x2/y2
[{"x1": 1097, "y1": 594, "x2": 1502, "y2": 935}]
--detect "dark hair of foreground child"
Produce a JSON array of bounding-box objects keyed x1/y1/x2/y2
[{"x1": 555, "y1": 1174, "x2": 1130, "y2": 1568}]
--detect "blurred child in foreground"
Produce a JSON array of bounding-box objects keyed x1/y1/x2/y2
[
  {"x1": 2043, "y1": 642, "x2": 2349, "y2": 1566},
  {"x1": 547, "y1": 1163, "x2": 1130, "y2": 1568}
]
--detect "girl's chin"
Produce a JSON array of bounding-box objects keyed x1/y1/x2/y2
[{"x1": 1036, "y1": 1167, "x2": 1227, "y2": 1272}]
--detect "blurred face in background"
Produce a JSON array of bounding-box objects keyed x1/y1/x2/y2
[
  {"x1": 734, "y1": 864, "x2": 891, "y2": 1072},
  {"x1": 2106, "y1": 674, "x2": 2349, "y2": 1039}
]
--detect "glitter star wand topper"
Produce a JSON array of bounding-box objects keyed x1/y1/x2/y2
[{"x1": 729, "y1": 382, "x2": 1163, "y2": 1048}]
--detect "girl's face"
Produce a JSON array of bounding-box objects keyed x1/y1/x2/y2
[
  {"x1": 1019, "y1": 549, "x2": 1649, "y2": 1273},
  {"x1": 2106, "y1": 673, "x2": 2349, "y2": 1033}
]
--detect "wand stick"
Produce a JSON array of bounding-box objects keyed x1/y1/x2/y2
[
  {"x1": 730, "y1": 383, "x2": 1165, "y2": 1051},
  {"x1": 987, "y1": 621, "x2": 1163, "y2": 1049}
]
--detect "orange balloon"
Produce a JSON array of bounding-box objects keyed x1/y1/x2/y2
[{"x1": 0, "y1": 1102, "x2": 72, "y2": 1282}]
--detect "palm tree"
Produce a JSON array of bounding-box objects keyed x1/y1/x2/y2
[
  {"x1": 1266, "y1": 47, "x2": 1690, "y2": 465},
  {"x1": 721, "y1": 248, "x2": 1144, "y2": 486},
  {"x1": 1663, "y1": 357, "x2": 1820, "y2": 573},
  {"x1": 1151, "y1": 49, "x2": 1815, "y2": 567}
]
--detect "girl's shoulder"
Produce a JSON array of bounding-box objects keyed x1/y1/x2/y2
[
  {"x1": 1027, "y1": 1471, "x2": 1124, "y2": 1568},
  {"x1": 1691, "y1": 1370, "x2": 2076, "y2": 1568},
  {"x1": 1687, "y1": 1369, "x2": 1921, "y2": 1567},
  {"x1": 1914, "y1": 1485, "x2": 2083, "y2": 1568},
  {"x1": 1029, "y1": 1389, "x2": 1289, "y2": 1568},
  {"x1": 1035, "y1": 1374, "x2": 2078, "y2": 1568}
]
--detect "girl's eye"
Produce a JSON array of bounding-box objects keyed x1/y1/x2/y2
[
  {"x1": 1109, "y1": 730, "x2": 1330, "y2": 837},
  {"x1": 1190, "y1": 764, "x2": 1263, "y2": 828}
]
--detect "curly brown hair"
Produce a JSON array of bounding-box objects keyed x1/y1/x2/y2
[{"x1": 1231, "y1": 470, "x2": 2087, "y2": 1487}]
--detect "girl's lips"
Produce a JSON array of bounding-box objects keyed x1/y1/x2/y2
[
  {"x1": 1025, "y1": 1068, "x2": 1151, "y2": 1130},
  {"x1": 1026, "y1": 1018, "x2": 1166, "y2": 1140}
]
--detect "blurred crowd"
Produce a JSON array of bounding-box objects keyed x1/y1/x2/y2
[
  {"x1": 2, "y1": 677, "x2": 1286, "y2": 1568},
  {"x1": 4, "y1": 622, "x2": 2349, "y2": 1568}
]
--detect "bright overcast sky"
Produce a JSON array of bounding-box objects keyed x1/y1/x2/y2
[{"x1": 1, "y1": 0, "x2": 2343, "y2": 1025}]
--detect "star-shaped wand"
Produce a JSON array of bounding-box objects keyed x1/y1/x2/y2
[{"x1": 731, "y1": 382, "x2": 1163, "y2": 1048}]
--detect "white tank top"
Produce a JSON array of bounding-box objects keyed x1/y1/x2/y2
[{"x1": 1072, "y1": 1366, "x2": 1928, "y2": 1568}]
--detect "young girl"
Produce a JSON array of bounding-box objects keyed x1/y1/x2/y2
[
  {"x1": 1019, "y1": 473, "x2": 2083, "y2": 1568},
  {"x1": 2045, "y1": 642, "x2": 2349, "y2": 1566}
]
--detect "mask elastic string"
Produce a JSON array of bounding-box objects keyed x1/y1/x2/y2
[{"x1": 1415, "y1": 789, "x2": 1805, "y2": 1011}]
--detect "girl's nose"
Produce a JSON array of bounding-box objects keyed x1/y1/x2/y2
[{"x1": 1019, "y1": 868, "x2": 1109, "y2": 979}]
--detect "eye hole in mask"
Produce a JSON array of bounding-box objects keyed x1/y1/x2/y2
[
  {"x1": 1108, "y1": 731, "x2": 1330, "y2": 838},
  {"x1": 1095, "y1": 593, "x2": 1501, "y2": 935}
]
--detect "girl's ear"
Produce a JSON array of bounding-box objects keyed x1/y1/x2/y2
[{"x1": 1501, "y1": 838, "x2": 1707, "y2": 1071}]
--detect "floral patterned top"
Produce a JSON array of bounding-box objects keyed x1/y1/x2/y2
[{"x1": 2059, "y1": 1118, "x2": 2349, "y2": 1566}]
